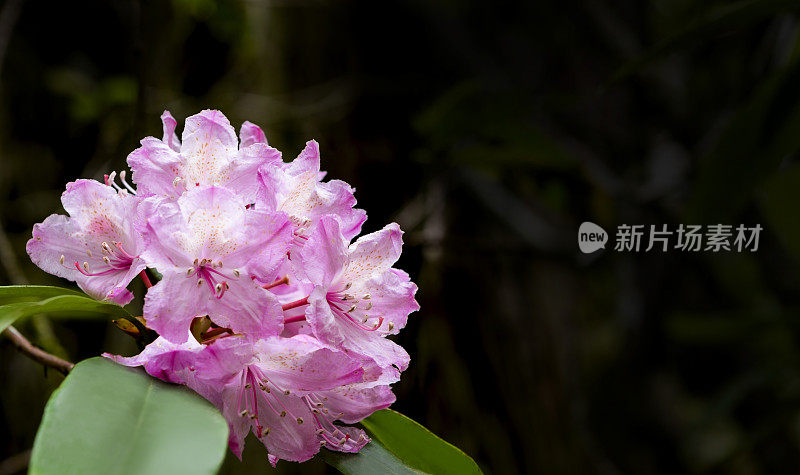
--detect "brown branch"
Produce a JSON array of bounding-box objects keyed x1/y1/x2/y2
[{"x1": 2, "y1": 325, "x2": 74, "y2": 375}]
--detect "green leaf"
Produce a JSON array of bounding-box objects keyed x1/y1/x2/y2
[
  {"x1": 30, "y1": 357, "x2": 229, "y2": 475},
  {"x1": 0, "y1": 285, "x2": 86, "y2": 304},
  {"x1": 0, "y1": 285, "x2": 130, "y2": 333},
  {"x1": 322, "y1": 439, "x2": 419, "y2": 474},
  {"x1": 324, "y1": 409, "x2": 482, "y2": 475}
]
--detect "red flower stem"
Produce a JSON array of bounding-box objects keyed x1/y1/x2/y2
[
  {"x1": 262, "y1": 275, "x2": 289, "y2": 290},
  {"x1": 281, "y1": 296, "x2": 309, "y2": 311},
  {"x1": 283, "y1": 315, "x2": 306, "y2": 324},
  {"x1": 202, "y1": 327, "x2": 232, "y2": 339},
  {"x1": 139, "y1": 270, "x2": 153, "y2": 288}
]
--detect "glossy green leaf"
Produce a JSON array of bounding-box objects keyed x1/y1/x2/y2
[
  {"x1": 30, "y1": 357, "x2": 229, "y2": 475},
  {"x1": 324, "y1": 409, "x2": 482, "y2": 475},
  {"x1": 0, "y1": 285, "x2": 86, "y2": 304},
  {"x1": 322, "y1": 439, "x2": 419, "y2": 475},
  {"x1": 0, "y1": 285, "x2": 130, "y2": 333}
]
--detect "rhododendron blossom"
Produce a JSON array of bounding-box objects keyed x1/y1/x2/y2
[
  {"x1": 128, "y1": 110, "x2": 281, "y2": 201},
  {"x1": 138, "y1": 186, "x2": 292, "y2": 343},
  {"x1": 26, "y1": 109, "x2": 419, "y2": 466},
  {"x1": 27, "y1": 179, "x2": 147, "y2": 305},
  {"x1": 256, "y1": 140, "x2": 366, "y2": 240},
  {"x1": 292, "y1": 216, "x2": 418, "y2": 370}
]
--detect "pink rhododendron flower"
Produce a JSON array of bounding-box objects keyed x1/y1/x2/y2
[
  {"x1": 29, "y1": 109, "x2": 419, "y2": 466},
  {"x1": 138, "y1": 186, "x2": 292, "y2": 343},
  {"x1": 292, "y1": 216, "x2": 419, "y2": 370},
  {"x1": 256, "y1": 140, "x2": 366, "y2": 241},
  {"x1": 128, "y1": 110, "x2": 281, "y2": 202},
  {"x1": 105, "y1": 334, "x2": 396, "y2": 465},
  {"x1": 27, "y1": 179, "x2": 146, "y2": 305}
]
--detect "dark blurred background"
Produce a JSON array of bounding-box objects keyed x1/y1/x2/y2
[{"x1": 4, "y1": 0, "x2": 800, "y2": 473}]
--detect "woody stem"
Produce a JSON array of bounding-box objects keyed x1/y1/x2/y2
[{"x1": 1, "y1": 326, "x2": 74, "y2": 375}]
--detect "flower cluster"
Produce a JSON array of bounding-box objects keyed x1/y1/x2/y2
[{"x1": 26, "y1": 110, "x2": 419, "y2": 465}]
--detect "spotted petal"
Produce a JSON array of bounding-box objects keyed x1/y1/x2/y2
[
  {"x1": 256, "y1": 140, "x2": 365, "y2": 240},
  {"x1": 161, "y1": 110, "x2": 181, "y2": 152},
  {"x1": 305, "y1": 287, "x2": 411, "y2": 370},
  {"x1": 340, "y1": 223, "x2": 404, "y2": 284},
  {"x1": 27, "y1": 179, "x2": 146, "y2": 305},
  {"x1": 252, "y1": 335, "x2": 364, "y2": 392},
  {"x1": 240, "y1": 121, "x2": 268, "y2": 148},
  {"x1": 143, "y1": 269, "x2": 283, "y2": 344},
  {"x1": 292, "y1": 215, "x2": 348, "y2": 288}
]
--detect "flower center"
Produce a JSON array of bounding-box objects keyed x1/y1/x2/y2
[
  {"x1": 67, "y1": 241, "x2": 135, "y2": 277},
  {"x1": 186, "y1": 258, "x2": 240, "y2": 299},
  {"x1": 326, "y1": 285, "x2": 387, "y2": 332}
]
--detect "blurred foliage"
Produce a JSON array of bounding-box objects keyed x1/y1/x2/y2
[{"x1": 3, "y1": 0, "x2": 800, "y2": 474}]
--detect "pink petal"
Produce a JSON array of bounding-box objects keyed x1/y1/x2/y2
[
  {"x1": 76, "y1": 258, "x2": 144, "y2": 305},
  {"x1": 241, "y1": 211, "x2": 294, "y2": 282},
  {"x1": 337, "y1": 322, "x2": 411, "y2": 371},
  {"x1": 218, "y1": 381, "x2": 254, "y2": 459},
  {"x1": 323, "y1": 426, "x2": 370, "y2": 453},
  {"x1": 224, "y1": 142, "x2": 282, "y2": 204},
  {"x1": 255, "y1": 162, "x2": 282, "y2": 211},
  {"x1": 304, "y1": 288, "x2": 410, "y2": 370},
  {"x1": 181, "y1": 109, "x2": 238, "y2": 155},
  {"x1": 143, "y1": 270, "x2": 283, "y2": 344},
  {"x1": 255, "y1": 141, "x2": 364, "y2": 239},
  {"x1": 103, "y1": 336, "x2": 203, "y2": 384},
  {"x1": 180, "y1": 110, "x2": 239, "y2": 188},
  {"x1": 318, "y1": 384, "x2": 396, "y2": 424},
  {"x1": 137, "y1": 196, "x2": 193, "y2": 270},
  {"x1": 205, "y1": 278, "x2": 284, "y2": 339},
  {"x1": 288, "y1": 140, "x2": 320, "y2": 175},
  {"x1": 127, "y1": 137, "x2": 183, "y2": 197},
  {"x1": 277, "y1": 142, "x2": 322, "y2": 218},
  {"x1": 253, "y1": 335, "x2": 364, "y2": 392},
  {"x1": 304, "y1": 287, "x2": 344, "y2": 345},
  {"x1": 142, "y1": 273, "x2": 207, "y2": 343},
  {"x1": 27, "y1": 214, "x2": 87, "y2": 281},
  {"x1": 240, "y1": 121, "x2": 268, "y2": 148},
  {"x1": 292, "y1": 216, "x2": 348, "y2": 287},
  {"x1": 27, "y1": 180, "x2": 145, "y2": 305},
  {"x1": 140, "y1": 187, "x2": 291, "y2": 272},
  {"x1": 192, "y1": 336, "x2": 255, "y2": 382},
  {"x1": 307, "y1": 179, "x2": 366, "y2": 241},
  {"x1": 340, "y1": 223, "x2": 404, "y2": 284},
  {"x1": 161, "y1": 110, "x2": 181, "y2": 152},
  {"x1": 254, "y1": 392, "x2": 319, "y2": 463},
  {"x1": 173, "y1": 186, "x2": 251, "y2": 264},
  {"x1": 359, "y1": 268, "x2": 419, "y2": 335}
]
